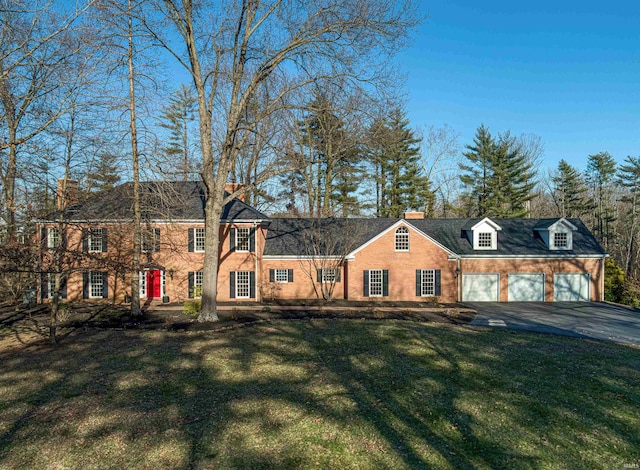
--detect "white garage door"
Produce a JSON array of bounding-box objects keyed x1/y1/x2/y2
[
  {"x1": 508, "y1": 273, "x2": 545, "y2": 302},
  {"x1": 463, "y1": 274, "x2": 499, "y2": 301},
  {"x1": 554, "y1": 273, "x2": 590, "y2": 301}
]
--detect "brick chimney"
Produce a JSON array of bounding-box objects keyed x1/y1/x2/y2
[
  {"x1": 57, "y1": 179, "x2": 79, "y2": 209},
  {"x1": 403, "y1": 211, "x2": 425, "y2": 219},
  {"x1": 225, "y1": 182, "x2": 245, "y2": 202}
]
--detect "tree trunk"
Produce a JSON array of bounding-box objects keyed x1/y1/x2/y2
[{"x1": 127, "y1": 0, "x2": 142, "y2": 316}]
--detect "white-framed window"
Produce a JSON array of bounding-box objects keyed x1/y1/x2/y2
[
  {"x1": 194, "y1": 228, "x2": 206, "y2": 252},
  {"x1": 275, "y1": 269, "x2": 289, "y2": 283},
  {"x1": 419, "y1": 269, "x2": 435, "y2": 296},
  {"x1": 319, "y1": 268, "x2": 338, "y2": 283},
  {"x1": 236, "y1": 228, "x2": 250, "y2": 252},
  {"x1": 369, "y1": 269, "x2": 383, "y2": 297},
  {"x1": 47, "y1": 228, "x2": 60, "y2": 249},
  {"x1": 192, "y1": 270, "x2": 203, "y2": 297},
  {"x1": 395, "y1": 226, "x2": 409, "y2": 251},
  {"x1": 88, "y1": 229, "x2": 103, "y2": 252},
  {"x1": 139, "y1": 271, "x2": 146, "y2": 297},
  {"x1": 142, "y1": 228, "x2": 160, "y2": 253},
  {"x1": 89, "y1": 271, "x2": 104, "y2": 299},
  {"x1": 553, "y1": 232, "x2": 568, "y2": 249},
  {"x1": 48, "y1": 274, "x2": 56, "y2": 299},
  {"x1": 236, "y1": 271, "x2": 250, "y2": 298},
  {"x1": 478, "y1": 232, "x2": 493, "y2": 248}
]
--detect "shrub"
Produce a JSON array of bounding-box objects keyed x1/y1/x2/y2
[
  {"x1": 604, "y1": 258, "x2": 626, "y2": 303},
  {"x1": 183, "y1": 301, "x2": 201, "y2": 316}
]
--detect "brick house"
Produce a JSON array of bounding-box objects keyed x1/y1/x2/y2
[{"x1": 38, "y1": 181, "x2": 607, "y2": 303}]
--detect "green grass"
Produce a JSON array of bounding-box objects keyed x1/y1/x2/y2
[{"x1": 0, "y1": 320, "x2": 638, "y2": 469}]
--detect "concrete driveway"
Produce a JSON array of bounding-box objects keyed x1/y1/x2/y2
[{"x1": 466, "y1": 302, "x2": 640, "y2": 346}]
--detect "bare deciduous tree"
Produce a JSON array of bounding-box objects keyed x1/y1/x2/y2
[{"x1": 148, "y1": 0, "x2": 419, "y2": 321}]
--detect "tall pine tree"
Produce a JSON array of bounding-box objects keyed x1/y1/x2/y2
[
  {"x1": 367, "y1": 108, "x2": 431, "y2": 217},
  {"x1": 617, "y1": 155, "x2": 640, "y2": 276},
  {"x1": 552, "y1": 159, "x2": 591, "y2": 217},
  {"x1": 586, "y1": 151, "x2": 617, "y2": 248}
]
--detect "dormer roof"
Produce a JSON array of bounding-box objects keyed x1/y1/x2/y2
[{"x1": 534, "y1": 217, "x2": 577, "y2": 232}]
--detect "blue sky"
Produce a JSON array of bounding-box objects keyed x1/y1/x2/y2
[{"x1": 401, "y1": 0, "x2": 639, "y2": 172}]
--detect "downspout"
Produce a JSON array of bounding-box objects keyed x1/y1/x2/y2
[
  {"x1": 601, "y1": 255, "x2": 607, "y2": 302},
  {"x1": 457, "y1": 257, "x2": 462, "y2": 302},
  {"x1": 254, "y1": 221, "x2": 259, "y2": 302}
]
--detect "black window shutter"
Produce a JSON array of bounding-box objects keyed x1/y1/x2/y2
[
  {"x1": 102, "y1": 228, "x2": 108, "y2": 252},
  {"x1": 363, "y1": 270, "x2": 369, "y2": 297},
  {"x1": 317, "y1": 269, "x2": 322, "y2": 282},
  {"x1": 249, "y1": 271, "x2": 255, "y2": 298},
  {"x1": 61, "y1": 229, "x2": 67, "y2": 249},
  {"x1": 82, "y1": 229, "x2": 89, "y2": 252},
  {"x1": 230, "y1": 228, "x2": 236, "y2": 252},
  {"x1": 41, "y1": 273, "x2": 48, "y2": 299},
  {"x1": 249, "y1": 228, "x2": 255, "y2": 252},
  {"x1": 188, "y1": 272, "x2": 194, "y2": 298},
  {"x1": 102, "y1": 272, "x2": 109, "y2": 299},
  {"x1": 288, "y1": 269, "x2": 294, "y2": 282},
  {"x1": 416, "y1": 270, "x2": 422, "y2": 296},
  {"x1": 269, "y1": 269, "x2": 275, "y2": 282},
  {"x1": 154, "y1": 228, "x2": 161, "y2": 252},
  {"x1": 61, "y1": 276, "x2": 67, "y2": 299},
  {"x1": 82, "y1": 272, "x2": 89, "y2": 299},
  {"x1": 335, "y1": 269, "x2": 341, "y2": 282},
  {"x1": 383, "y1": 270, "x2": 389, "y2": 297},
  {"x1": 188, "y1": 228, "x2": 194, "y2": 252},
  {"x1": 40, "y1": 227, "x2": 47, "y2": 249},
  {"x1": 230, "y1": 272, "x2": 236, "y2": 298},
  {"x1": 435, "y1": 270, "x2": 441, "y2": 296}
]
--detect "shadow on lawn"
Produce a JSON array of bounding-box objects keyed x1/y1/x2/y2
[{"x1": 0, "y1": 321, "x2": 638, "y2": 468}]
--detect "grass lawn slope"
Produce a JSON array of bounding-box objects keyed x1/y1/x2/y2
[{"x1": 0, "y1": 321, "x2": 638, "y2": 469}]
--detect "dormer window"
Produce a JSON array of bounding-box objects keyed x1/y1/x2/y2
[
  {"x1": 553, "y1": 232, "x2": 568, "y2": 249},
  {"x1": 395, "y1": 227, "x2": 409, "y2": 251},
  {"x1": 478, "y1": 232, "x2": 493, "y2": 248},
  {"x1": 468, "y1": 218, "x2": 501, "y2": 250}
]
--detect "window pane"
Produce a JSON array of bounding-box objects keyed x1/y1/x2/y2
[
  {"x1": 395, "y1": 227, "x2": 409, "y2": 251},
  {"x1": 89, "y1": 229, "x2": 103, "y2": 252},
  {"x1": 236, "y1": 228, "x2": 250, "y2": 251},
  {"x1": 554, "y1": 232, "x2": 568, "y2": 248},
  {"x1": 195, "y1": 228, "x2": 206, "y2": 251},
  {"x1": 48, "y1": 228, "x2": 60, "y2": 248},
  {"x1": 478, "y1": 232, "x2": 492, "y2": 248},
  {"x1": 236, "y1": 271, "x2": 250, "y2": 298},
  {"x1": 321, "y1": 269, "x2": 336, "y2": 283},
  {"x1": 275, "y1": 269, "x2": 288, "y2": 283},
  {"x1": 369, "y1": 269, "x2": 383, "y2": 297},
  {"x1": 194, "y1": 270, "x2": 203, "y2": 297},
  {"x1": 421, "y1": 269, "x2": 435, "y2": 296},
  {"x1": 90, "y1": 272, "x2": 103, "y2": 298}
]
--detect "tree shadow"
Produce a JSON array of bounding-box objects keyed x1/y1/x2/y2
[{"x1": 0, "y1": 320, "x2": 638, "y2": 468}]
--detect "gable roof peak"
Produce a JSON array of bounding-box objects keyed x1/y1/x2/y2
[{"x1": 470, "y1": 217, "x2": 502, "y2": 231}]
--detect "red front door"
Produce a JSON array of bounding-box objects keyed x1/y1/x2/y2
[{"x1": 146, "y1": 270, "x2": 161, "y2": 298}]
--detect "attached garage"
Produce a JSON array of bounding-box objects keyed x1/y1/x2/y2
[
  {"x1": 554, "y1": 273, "x2": 590, "y2": 301},
  {"x1": 508, "y1": 273, "x2": 545, "y2": 302},
  {"x1": 462, "y1": 273, "x2": 499, "y2": 301}
]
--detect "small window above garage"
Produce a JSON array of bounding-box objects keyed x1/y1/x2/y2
[
  {"x1": 465, "y1": 218, "x2": 502, "y2": 250},
  {"x1": 534, "y1": 218, "x2": 577, "y2": 251}
]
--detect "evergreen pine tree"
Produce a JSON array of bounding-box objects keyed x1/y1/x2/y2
[
  {"x1": 367, "y1": 108, "x2": 431, "y2": 217},
  {"x1": 552, "y1": 159, "x2": 591, "y2": 217},
  {"x1": 159, "y1": 84, "x2": 197, "y2": 181},
  {"x1": 617, "y1": 155, "x2": 640, "y2": 275},
  {"x1": 459, "y1": 125, "x2": 495, "y2": 216},
  {"x1": 586, "y1": 151, "x2": 617, "y2": 248},
  {"x1": 86, "y1": 153, "x2": 121, "y2": 193}
]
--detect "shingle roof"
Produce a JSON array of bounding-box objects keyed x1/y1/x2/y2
[
  {"x1": 264, "y1": 217, "x2": 606, "y2": 257},
  {"x1": 263, "y1": 218, "x2": 398, "y2": 256},
  {"x1": 58, "y1": 181, "x2": 267, "y2": 222}
]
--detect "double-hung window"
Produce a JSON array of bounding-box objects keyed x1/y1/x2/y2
[
  {"x1": 275, "y1": 269, "x2": 289, "y2": 283},
  {"x1": 47, "y1": 228, "x2": 60, "y2": 249},
  {"x1": 418, "y1": 269, "x2": 435, "y2": 296},
  {"x1": 317, "y1": 268, "x2": 340, "y2": 283},
  {"x1": 188, "y1": 270, "x2": 203, "y2": 298},
  {"x1": 142, "y1": 228, "x2": 160, "y2": 253},
  {"x1": 236, "y1": 228, "x2": 250, "y2": 252},
  {"x1": 235, "y1": 271, "x2": 250, "y2": 298},
  {"x1": 194, "y1": 228, "x2": 206, "y2": 252},
  {"x1": 88, "y1": 229, "x2": 103, "y2": 252},
  {"x1": 369, "y1": 269, "x2": 384, "y2": 297}
]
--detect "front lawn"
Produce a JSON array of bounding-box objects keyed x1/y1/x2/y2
[{"x1": 0, "y1": 321, "x2": 638, "y2": 469}]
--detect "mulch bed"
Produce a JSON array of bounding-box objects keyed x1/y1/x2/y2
[{"x1": 0, "y1": 301, "x2": 477, "y2": 335}]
